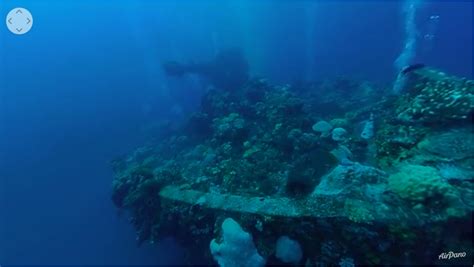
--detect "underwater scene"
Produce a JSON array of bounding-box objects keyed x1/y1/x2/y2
[{"x1": 1, "y1": 0, "x2": 473, "y2": 266}]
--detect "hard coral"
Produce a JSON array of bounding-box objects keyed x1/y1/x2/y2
[
  {"x1": 213, "y1": 113, "x2": 248, "y2": 142},
  {"x1": 387, "y1": 164, "x2": 463, "y2": 217},
  {"x1": 396, "y1": 68, "x2": 473, "y2": 123},
  {"x1": 312, "y1": 120, "x2": 333, "y2": 137}
]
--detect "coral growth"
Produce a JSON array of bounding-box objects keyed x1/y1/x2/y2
[
  {"x1": 111, "y1": 68, "x2": 473, "y2": 266},
  {"x1": 387, "y1": 164, "x2": 465, "y2": 218},
  {"x1": 396, "y1": 68, "x2": 473, "y2": 123},
  {"x1": 210, "y1": 218, "x2": 265, "y2": 267}
]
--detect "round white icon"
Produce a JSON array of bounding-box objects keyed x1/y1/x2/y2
[{"x1": 6, "y1": 8, "x2": 33, "y2": 35}]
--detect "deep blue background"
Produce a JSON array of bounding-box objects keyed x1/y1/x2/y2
[{"x1": 0, "y1": 0, "x2": 472, "y2": 264}]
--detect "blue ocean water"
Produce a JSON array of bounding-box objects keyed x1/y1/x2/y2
[{"x1": 0, "y1": 0, "x2": 472, "y2": 265}]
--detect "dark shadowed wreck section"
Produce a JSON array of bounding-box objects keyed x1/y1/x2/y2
[{"x1": 163, "y1": 48, "x2": 249, "y2": 91}]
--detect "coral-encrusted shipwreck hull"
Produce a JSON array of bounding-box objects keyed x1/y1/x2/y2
[{"x1": 111, "y1": 67, "x2": 473, "y2": 265}]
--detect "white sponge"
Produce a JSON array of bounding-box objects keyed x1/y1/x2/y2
[
  {"x1": 210, "y1": 218, "x2": 265, "y2": 267},
  {"x1": 275, "y1": 235, "x2": 303, "y2": 264}
]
